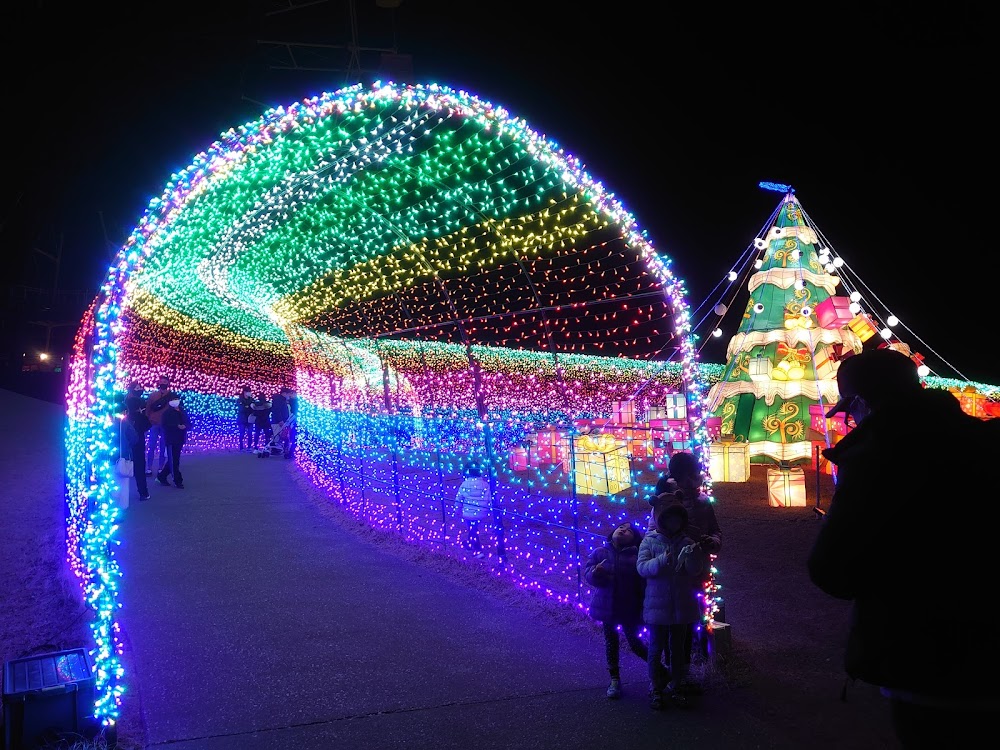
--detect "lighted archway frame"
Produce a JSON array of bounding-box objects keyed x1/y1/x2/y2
[{"x1": 63, "y1": 82, "x2": 714, "y2": 724}]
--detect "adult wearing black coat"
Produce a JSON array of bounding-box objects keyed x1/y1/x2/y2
[
  {"x1": 236, "y1": 386, "x2": 254, "y2": 452},
  {"x1": 155, "y1": 396, "x2": 190, "y2": 489},
  {"x1": 807, "y1": 349, "x2": 1000, "y2": 748}
]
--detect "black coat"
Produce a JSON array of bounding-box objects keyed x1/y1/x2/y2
[
  {"x1": 270, "y1": 393, "x2": 290, "y2": 424},
  {"x1": 237, "y1": 394, "x2": 254, "y2": 423},
  {"x1": 160, "y1": 406, "x2": 190, "y2": 446},
  {"x1": 807, "y1": 388, "x2": 1000, "y2": 697}
]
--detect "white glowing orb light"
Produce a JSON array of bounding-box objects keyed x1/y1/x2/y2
[
  {"x1": 753, "y1": 302, "x2": 765, "y2": 314},
  {"x1": 728, "y1": 271, "x2": 738, "y2": 281},
  {"x1": 880, "y1": 328, "x2": 892, "y2": 340},
  {"x1": 754, "y1": 259, "x2": 763, "y2": 269},
  {"x1": 849, "y1": 302, "x2": 862, "y2": 314},
  {"x1": 850, "y1": 291, "x2": 862, "y2": 302},
  {"x1": 794, "y1": 279, "x2": 806, "y2": 290},
  {"x1": 712, "y1": 328, "x2": 723, "y2": 338},
  {"x1": 833, "y1": 257, "x2": 845, "y2": 268},
  {"x1": 917, "y1": 364, "x2": 930, "y2": 377},
  {"x1": 824, "y1": 263, "x2": 835, "y2": 273},
  {"x1": 887, "y1": 315, "x2": 899, "y2": 327}
]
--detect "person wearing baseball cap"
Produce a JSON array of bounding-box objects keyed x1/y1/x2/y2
[{"x1": 807, "y1": 348, "x2": 1000, "y2": 745}]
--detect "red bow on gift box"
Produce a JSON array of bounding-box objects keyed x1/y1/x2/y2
[{"x1": 776, "y1": 342, "x2": 811, "y2": 362}]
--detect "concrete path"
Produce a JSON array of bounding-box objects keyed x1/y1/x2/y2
[{"x1": 3, "y1": 389, "x2": 899, "y2": 749}]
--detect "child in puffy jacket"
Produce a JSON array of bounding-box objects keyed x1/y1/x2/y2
[
  {"x1": 454, "y1": 465, "x2": 493, "y2": 559},
  {"x1": 637, "y1": 502, "x2": 706, "y2": 710},
  {"x1": 584, "y1": 522, "x2": 648, "y2": 700}
]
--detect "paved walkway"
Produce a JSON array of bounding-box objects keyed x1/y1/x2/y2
[{"x1": 4, "y1": 389, "x2": 898, "y2": 749}]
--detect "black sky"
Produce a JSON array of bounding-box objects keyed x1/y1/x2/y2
[{"x1": 3, "y1": 2, "x2": 994, "y2": 383}]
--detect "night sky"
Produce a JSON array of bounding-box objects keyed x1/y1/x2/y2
[{"x1": 4, "y1": 2, "x2": 993, "y2": 383}]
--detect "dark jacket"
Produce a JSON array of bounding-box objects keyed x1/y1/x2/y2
[
  {"x1": 251, "y1": 396, "x2": 271, "y2": 427},
  {"x1": 271, "y1": 393, "x2": 290, "y2": 424},
  {"x1": 584, "y1": 530, "x2": 645, "y2": 627},
  {"x1": 120, "y1": 418, "x2": 140, "y2": 458},
  {"x1": 237, "y1": 393, "x2": 254, "y2": 423},
  {"x1": 125, "y1": 390, "x2": 145, "y2": 416},
  {"x1": 160, "y1": 406, "x2": 190, "y2": 446},
  {"x1": 807, "y1": 388, "x2": 1000, "y2": 698},
  {"x1": 125, "y1": 391, "x2": 151, "y2": 433}
]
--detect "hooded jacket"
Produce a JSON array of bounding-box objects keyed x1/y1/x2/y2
[
  {"x1": 637, "y1": 511, "x2": 706, "y2": 627},
  {"x1": 454, "y1": 475, "x2": 491, "y2": 521},
  {"x1": 584, "y1": 527, "x2": 645, "y2": 627},
  {"x1": 807, "y1": 387, "x2": 1000, "y2": 700}
]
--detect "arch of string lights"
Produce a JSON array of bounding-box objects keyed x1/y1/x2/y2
[{"x1": 62, "y1": 82, "x2": 723, "y2": 724}]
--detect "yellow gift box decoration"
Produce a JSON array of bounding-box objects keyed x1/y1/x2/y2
[
  {"x1": 847, "y1": 313, "x2": 877, "y2": 342},
  {"x1": 708, "y1": 436, "x2": 750, "y2": 482},
  {"x1": 572, "y1": 433, "x2": 632, "y2": 496},
  {"x1": 767, "y1": 465, "x2": 807, "y2": 507},
  {"x1": 949, "y1": 386, "x2": 990, "y2": 418}
]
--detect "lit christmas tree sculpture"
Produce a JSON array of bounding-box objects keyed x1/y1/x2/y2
[{"x1": 705, "y1": 190, "x2": 865, "y2": 466}]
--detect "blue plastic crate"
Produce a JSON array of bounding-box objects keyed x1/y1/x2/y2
[{"x1": 3, "y1": 648, "x2": 97, "y2": 750}]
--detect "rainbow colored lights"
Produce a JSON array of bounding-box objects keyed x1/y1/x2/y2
[{"x1": 63, "y1": 82, "x2": 723, "y2": 723}]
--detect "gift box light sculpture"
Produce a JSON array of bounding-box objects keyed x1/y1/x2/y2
[{"x1": 61, "y1": 82, "x2": 720, "y2": 724}]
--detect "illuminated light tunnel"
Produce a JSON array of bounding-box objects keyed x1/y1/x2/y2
[{"x1": 62, "y1": 82, "x2": 724, "y2": 723}]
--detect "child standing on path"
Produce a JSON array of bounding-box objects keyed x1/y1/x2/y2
[
  {"x1": 637, "y1": 502, "x2": 706, "y2": 710},
  {"x1": 584, "y1": 522, "x2": 648, "y2": 699},
  {"x1": 647, "y1": 451, "x2": 721, "y2": 694},
  {"x1": 453, "y1": 465, "x2": 493, "y2": 559}
]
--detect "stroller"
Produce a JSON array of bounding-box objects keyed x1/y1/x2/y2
[{"x1": 257, "y1": 414, "x2": 295, "y2": 458}]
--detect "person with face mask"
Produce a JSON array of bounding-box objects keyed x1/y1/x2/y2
[
  {"x1": 807, "y1": 348, "x2": 1000, "y2": 748},
  {"x1": 155, "y1": 395, "x2": 190, "y2": 489},
  {"x1": 237, "y1": 385, "x2": 255, "y2": 453}
]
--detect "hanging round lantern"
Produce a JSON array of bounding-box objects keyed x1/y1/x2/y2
[{"x1": 714, "y1": 303, "x2": 728, "y2": 316}]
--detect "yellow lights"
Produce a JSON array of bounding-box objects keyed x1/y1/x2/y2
[
  {"x1": 767, "y1": 464, "x2": 807, "y2": 507},
  {"x1": 62, "y1": 82, "x2": 722, "y2": 726},
  {"x1": 708, "y1": 436, "x2": 751, "y2": 482}
]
